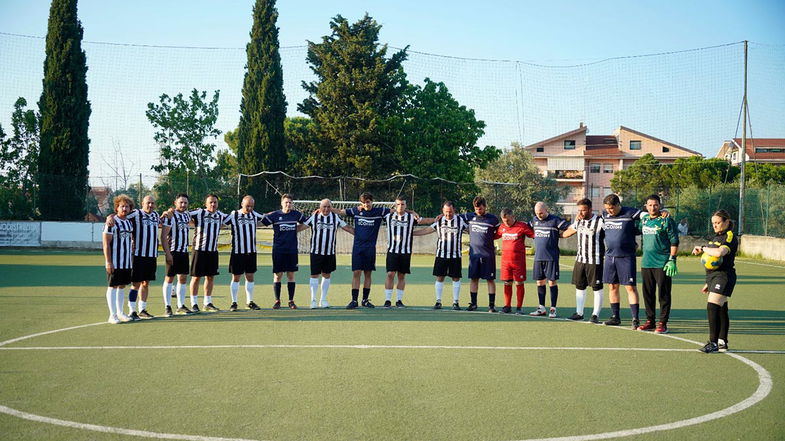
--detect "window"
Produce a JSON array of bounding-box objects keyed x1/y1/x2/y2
[
  {"x1": 553, "y1": 170, "x2": 584, "y2": 179},
  {"x1": 603, "y1": 163, "x2": 613, "y2": 173},
  {"x1": 564, "y1": 140, "x2": 576, "y2": 150},
  {"x1": 662, "y1": 146, "x2": 670, "y2": 153},
  {"x1": 603, "y1": 187, "x2": 613, "y2": 196},
  {"x1": 590, "y1": 163, "x2": 601, "y2": 173},
  {"x1": 590, "y1": 187, "x2": 600, "y2": 198},
  {"x1": 536, "y1": 147, "x2": 544, "y2": 152},
  {"x1": 630, "y1": 140, "x2": 641, "y2": 150},
  {"x1": 755, "y1": 147, "x2": 785, "y2": 153}
]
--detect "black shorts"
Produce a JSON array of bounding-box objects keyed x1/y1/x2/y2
[
  {"x1": 433, "y1": 257, "x2": 462, "y2": 279},
  {"x1": 190, "y1": 250, "x2": 219, "y2": 277},
  {"x1": 468, "y1": 255, "x2": 496, "y2": 280},
  {"x1": 706, "y1": 270, "x2": 737, "y2": 297},
  {"x1": 386, "y1": 253, "x2": 412, "y2": 274},
  {"x1": 229, "y1": 252, "x2": 257, "y2": 275},
  {"x1": 166, "y1": 251, "x2": 189, "y2": 277},
  {"x1": 107, "y1": 268, "x2": 132, "y2": 287},
  {"x1": 272, "y1": 252, "x2": 298, "y2": 273},
  {"x1": 533, "y1": 260, "x2": 560, "y2": 281},
  {"x1": 132, "y1": 256, "x2": 157, "y2": 282},
  {"x1": 310, "y1": 253, "x2": 337, "y2": 275},
  {"x1": 571, "y1": 262, "x2": 603, "y2": 290},
  {"x1": 352, "y1": 246, "x2": 376, "y2": 271}
]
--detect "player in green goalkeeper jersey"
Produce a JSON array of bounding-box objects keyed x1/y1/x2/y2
[{"x1": 639, "y1": 194, "x2": 679, "y2": 334}]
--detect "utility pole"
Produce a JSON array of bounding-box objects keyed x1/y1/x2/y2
[{"x1": 738, "y1": 40, "x2": 748, "y2": 236}]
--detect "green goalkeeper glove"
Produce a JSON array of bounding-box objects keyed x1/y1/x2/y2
[{"x1": 664, "y1": 259, "x2": 678, "y2": 277}]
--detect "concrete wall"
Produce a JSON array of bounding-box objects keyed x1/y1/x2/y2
[
  {"x1": 739, "y1": 234, "x2": 785, "y2": 262},
  {"x1": 0, "y1": 221, "x2": 103, "y2": 249}
]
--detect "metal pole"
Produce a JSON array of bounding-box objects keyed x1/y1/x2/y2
[{"x1": 738, "y1": 40, "x2": 748, "y2": 236}]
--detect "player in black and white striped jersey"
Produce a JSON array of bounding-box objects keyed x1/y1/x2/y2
[
  {"x1": 102, "y1": 194, "x2": 135, "y2": 324},
  {"x1": 304, "y1": 199, "x2": 355, "y2": 309},
  {"x1": 160, "y1": 194, "x2": 194, "y2": 317},
  {"x1": 123, "y1": 195, "x2": 161, "y2": 320},
  {"x1": 561, "y1": 198, "x2": 606, "y2": 323},
  {"x1": 413, "y1": 201, "x2": 467, "y2": 310},
  {"x1": 382, "y1": 197, "x2": 420, "y2": 307},
  {"x1": 222, "y1": 195, "x2": 266, "y2": 312},
  {"x1": 188, "y1": 194, "x2": 227, "y2": 313}
]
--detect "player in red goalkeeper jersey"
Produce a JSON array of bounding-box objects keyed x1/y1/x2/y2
[{"x1": 494, "y1": 208, "x2": 535, "y2": 313}]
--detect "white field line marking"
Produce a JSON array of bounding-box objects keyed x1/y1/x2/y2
[
  {"x1": 0, "y1": 323, "x2": 774, "y2": 441},
  {"x1": 0, "y1": 344, "x2": 699, "y2": 351}
]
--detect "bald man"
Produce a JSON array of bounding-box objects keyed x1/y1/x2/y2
[
  {"x1": 222, "y1": 195, "x2": 266, "y2": 311},
  {"x1": 528, "y1": 201, "x2": 569, "y2": 318},
  {"x1": 304, "y1": 199, "x2": 355, "y2": 308}
]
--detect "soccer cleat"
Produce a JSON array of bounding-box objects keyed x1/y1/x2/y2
[
  {"x1": 383, "y1": 300, "x2": 392, "y2": 308},
  {"x1": 529, "y1": 307, "x2": 546, "y2": 317},
  {"x1": 718, "y1": 339, "x2": 729, "y2": 353},
  {"x1": 515, "y1": 307, "x2": 524, "y2": 315},
  {"x1": 204, "y1": 303, "x2": 220, "y2": 312},
  {"x1": 699, "y1": 341, "x2": 719, "y2": 353},
  {"x1": 632, "y1": 319, "x2": 640, "y2": 330},
  {"x1": 434, "y1": 302, "x2": 442, "y2": 310},
  {"x1": 117, "y1": 313, "x2": 132, "y2": 323},
  {"x1": 164, "y1": 306, "x2": 173, "y2": 317},
  {"x1": 548, "y1": 307, "x2": 558, "y2": 318},
  {"x1": 638, "y1": 320, "x2": 655, "y2": 331},
  {"x1": 395, "y1": 300, "x2": 406, "y2": 308},
  {"x1": 310, "y1": 300, "x2": 318, "y2": 309},
  {"x1": 272, "y1": 300, "x2": 281, "y2": 310},
  {"x1": 108, "y1": 314, "x2": 120, "y2": 324},
  {"x1": 502, "y1": 305, "x2": 512, "y2": 314},
  {"x1": 590, "y1": 315, "x2": 599, "y2": 324},
  {"x1": 346, "y1": 300, "x2": 359, "y2": 309},
  {"x1": 288, "y1": 301, "x2": 298, "y2": 310},
  {"x1": 655, "y1": 322, "x2": 668, "y2": 334},
  {"x1": 488, "y1": 306, "x2": 497, "y2": 313},
  {"x1": 319, "y1": 300, "x2": 330, "y2": 308},
  {"x1": 568, "y1": 312, "x2": 584, "y2": 321},
  {"x1": 247, "y1": 301, "x2": 260, "y2": 310},
  {"x1": 466, "y1": 303, "x2": 478, "y2": 311},
  {"x1": 361, "y1": 300, "x2": 375, "y2": 308},
  {"x1": 191, "y1": 304, "x2": 201, "y2": 314},
  {"x1": 175, "y1": 306, "x2": 192, "y2": 315},
  {"x1": 229, "y1": 302, "x2": 238, "y2": 312},
  {"x1": 604, "y1": 315, "x2": 621, "y2": 326},
  {"x1": 129, "y1": 311, "x2": 141, "y2": 321},
  {"x1": 138, "y1": 309, "x2": 154, "y2": 319},
  {"x1": 452, "y1": 302, "x2": 461, "y2": 311}
]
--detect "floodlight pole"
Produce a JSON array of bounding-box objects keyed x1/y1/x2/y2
[{"x1": 738, "y1": 40, "x2": 748, "y2": 237}]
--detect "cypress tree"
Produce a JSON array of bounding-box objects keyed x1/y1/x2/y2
[
  {"x1": 37, "y1": 0, "x2": 91, "y2": 220},
  {"x1": 237, "y1": 0, "x2": 287, "y2": 201}
]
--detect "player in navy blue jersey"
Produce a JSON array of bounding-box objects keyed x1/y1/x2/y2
[
  {"x1": 262, "y1": 194, "x2": 309, "y2": 309},
  {"x1": 601, "y1": 194, "x2": 642, "y2": 329},
  {"x1": 459, "y1": 197, "x2": 500, "y2": 312},
  {"x1": 528, "y1": 202, "x2": 569, "y2": 318}
]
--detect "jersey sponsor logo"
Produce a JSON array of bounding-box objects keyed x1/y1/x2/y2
[
  {"x1": 502, "y1": 233, "x2": 520, "y2": 240},
  {"x1": 237, "y1": 218, "x2": 257, "y2": 226},
  {"x1": 356, "y1": 218, "x2": 377, "y2": 226},
  {"x1": 278, "y1": 223, "x2": 297, "y2": 231},
  {"x1": 390, "y1": 218, "x2": 410, "y2": 228},
  {"x1": 642, "y1": 225, "x2": 660, "y2": 235},
  {"x1": 471, "y1": 224, "x2": 489, "y2": 233},
  {"x1": 141, "y1": 217, "x2": 158, "y2": 227},
  {"x1": 315, "y1": 223, "x2": 334, "y2": 231},
  {"x1": 119, "y1": 231, "x2": 132, "y2": 240},
  {"x1": 176, "y1": 223, "x2": 189, "y2": 233},
  {"x1": 202, "y1": 216, "x2": 222, "y2": 226},
  {"x1": 604, "y1": 221, "x2": 624, "y2": 230}
]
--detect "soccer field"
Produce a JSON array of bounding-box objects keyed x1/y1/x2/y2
[{"x1": 0, "y1": 250, "x2": 783, "y2": 441}]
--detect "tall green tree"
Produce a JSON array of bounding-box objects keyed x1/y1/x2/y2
[
  {"x1": 299, "y1": 14, "x2": 409, "y2": 177},
  {"x1": 37, "y1": 0, "x2": 91, "y2": 220},
  {"x1": 0, "y1": 98, "x2": 40, "y2": 219},
  {"x1": 237, "y1": 0, "x2": 287, "y2": 200}
]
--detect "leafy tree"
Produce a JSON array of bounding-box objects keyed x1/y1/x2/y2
[
  {"x1": 237, "y1": 0, "x2": 287, "y2": 200},
  {"x1": 745, "y1": 162, "x2": 785, "y2": 185},
  {"x1": 146, "y1": 89, "x2": 221, "y2": 194},
  {"x1": 0, "y1": 98, "x2": 40, "y2": 219},
  {"x1": 610, "y1": 154, "x2": 670, "y2": 202},
  {"x1": 299, "y1": 14, "x2": 409, "y2": 177},
  {"x1": 37, "y1": 0, "x2": 91, "y2": 220},
  {"x1": 667, "y1": 156, "x2": 738, "y2": 190}
]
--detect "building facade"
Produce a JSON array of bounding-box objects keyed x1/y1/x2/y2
[{"x1": 716, "y1": 138, "x2": 785, "y2": 166}]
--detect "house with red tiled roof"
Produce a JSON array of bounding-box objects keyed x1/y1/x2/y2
[
  {"x1": 524, "y1": 124, "x2": 701, "y2": 217},
  {"x1": 716, "y1": 138, "x2": 785, "y2": 166}
]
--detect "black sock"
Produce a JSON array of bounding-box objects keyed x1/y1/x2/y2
[
  {"x1": 611, "y1": 302, "x2": 620, "y2": 317},
  {"x1": 720, "y1": 302, "x2": 730, "y2": 342},
  {"x1": 470, "y1": 292, "x2": 478, "y2": 305},
  {"x1": 537, "y1": 285, "x2": 546, "y2": 305},
  {"x1": 549, "y1": 285, "x2": 558, "y2": 307},
  {"x1": 273, "y1": 282, "x2": 281, "y2": 301},
  {"x1": 630, "y1": 303, "x2": 640, "y2": 320},
  {"x1": 287, "y1": 282, "x2": 295, "y2": 301},
  {"x1": 351, "y1": 289, "x2": 359, "y2": 302},
  {"x1": 707, "y1": 303, "x2": 721, "y2": 343},
  {"x1": 362, "y1": 288, "x2": 370, "y2": 301},
  {"x1": 488, "y1": 293, "x2": 495, "y2": 307},
  {"x1": 128, "y1": 289, "x2": 138, "y2": 303}
]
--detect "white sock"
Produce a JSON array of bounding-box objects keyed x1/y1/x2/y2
[
  {"x1": 396, "y1": 289, "x2": 404, "y2": 301},
  {"x1": 204, "y1": 295, "x2": 212, "y2": 306},
  {"x1": 320, "y1": 278, "x2": 331, "y2": 302},
  {"x1": 176, "y1": 283, "x2": 185, "y2": 308},
  {"x1": 106, "y1": 287, "x2": 117, "y2": 316},
  {"x1": 245, "y1": 281, "x2": 254, "y2": 303},
  {"x1": 435, "y1": 281, "x2": 444, "y2": 302},
  {"x1": 191, "y1": 295, "x2": 198, "y2": 307},
  {"x1": 129, "y1": 300, "x2": 137, "y2": 313},
  {"x1": 309, "y1": 278, "x2": 319, "y2": 302},
  {"x1": 576, "y1": 289, "x2": 586, "y2": 314},
  {"x1": 592, "y1": 289, "x2": 604, "y2": 317},
  {"x1": 163, "y1": 282, "x2": 172, "y2": 307},
  {"x1": 385, "y1": 289, "x2": 393, "y2": 301},
  {"x1": 452, "y1": 281, "x2": 461, "y2": 302},
  {"x1": 116, "y1": 288, "x2": 125, "y2": 316},
  {"x1": 139, "y1": 300, "x2": 147, "y2": 311},
  {"x1": 230, "y1": 281, "x2": 239, "y2": 303}
]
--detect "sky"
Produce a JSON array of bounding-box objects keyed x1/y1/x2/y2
[{"x1": 0, "y1": 0, "x2": 784, "y2": 185}]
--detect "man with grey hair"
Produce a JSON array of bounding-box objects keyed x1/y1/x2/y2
[
  {"x1": 528, "y1": 201, "x2": 569, "y2": 318},
  {"x1": 304, "y1": 199, "x2": 355, "y2": 308}
]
